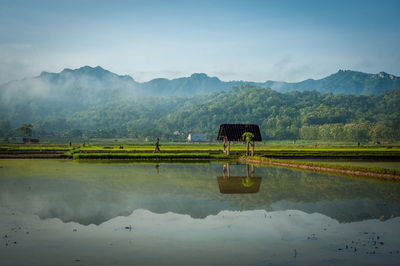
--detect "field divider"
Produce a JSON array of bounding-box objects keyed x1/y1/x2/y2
[
  {"x1": 72, "y1": 153, "x2": 215, "y2": 160},
  {"x1": 241, "y1": 156, "x2": 400, "y2": 181}
]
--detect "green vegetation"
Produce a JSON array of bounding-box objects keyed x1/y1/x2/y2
[
  {"x1": 73, "y1": 153, "x2": 214, "y2": 160},
  {"x1": 1, "y1": 85, "x2": 399, "y2": 143},
  {"x1": 242, "y1": 132, "x2": 254, "y2": 155},
  {"x1": 291, "y1": 159, "x2": 400, "y2": 171},
  {"x1": 165, "y1": 86, "x2": 400, "y2": 142},
  {"x1": 16, "y1": 124, "x2": 33, "y2": 139},
  {"x1": 2, "y1": 142, "x2": 400, "y2": 155},
  {"x1": 255, "y1": 150, "x2": 400, "y2": 158},
  {"x1": 2, "y1": 146, "x2": 72, "y2": 151},
  {"x1": 245, "y1": 156, "x2": 400, "y2": 177}
]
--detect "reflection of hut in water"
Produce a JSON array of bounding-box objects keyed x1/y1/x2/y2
[
  {"x1": 217, "y1": 176, "x2": 262, "y2": 194},
  {"x1": 217, "y1": 163, "x2": 262, "y2": 194},
  {"x1": 217, "y1": 124, "x2": 262, "y2": 155}
]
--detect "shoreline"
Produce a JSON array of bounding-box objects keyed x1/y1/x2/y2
[{"x1": 241, "y1": 157, "x2": 400, "y2": 181}]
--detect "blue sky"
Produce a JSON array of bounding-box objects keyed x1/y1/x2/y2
[{"x1": 0, "y1": 0, "x2": 399, "y2": 83}]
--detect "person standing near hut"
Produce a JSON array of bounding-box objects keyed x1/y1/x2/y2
[{"x1": 154, "y1": 137, "x2": 161, "y2": 153}]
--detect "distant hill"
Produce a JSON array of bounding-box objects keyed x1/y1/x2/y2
[
  {"x1": 1, "y1": 66, "x2": 398, "y2": 102},
  {"x1": 0, "y1": 66, "x2": 140, "y2": 125},
  {"x1": 141, "y1": 73, "x2": 243, "y2": 96},
  {"x1": 39, "y1": 65, "x2": 136, "y2": 90},
  {"x1": 263, "y1": 70, "x2": 400, "y2": 94},
  {"x1": 140, "y1": 69, "x2": 400, "y2": 96},
  {"x1": 139, "y1": 69, "x2": 400, "y2": 96}
]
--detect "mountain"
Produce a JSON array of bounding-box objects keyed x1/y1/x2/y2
[
  {"x1": 39, "y1": 65, "x2": 136, "y2": 89},
  {"x1": 263, "y1": 70, "x2": 400, "y2": 94},
  {"x1": 0, "y1": 66, "x2": 399, "y2": 129},
  {"x1": 0, "y1": 66, "x2": 139, "y2": 105},
  {"x1": 141, "y1": 73, "x2": 242, "y2": 96},
  {"x1": 0, "y1": 66, "x2": 141, "y2": 125},
  {"x1": 1, "y1": 66, "x2": 398, "y2": 102}
]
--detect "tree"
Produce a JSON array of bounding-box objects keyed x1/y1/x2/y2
[
  {"x1": 17, "y1": 124, "x2": 33, "y2": 142},
  {"x1": 370, "y1": 123, "x2": 394, "y2": 142},
  {"x1": 68, "y1": 129, "x2": 83, "y2": 138},
  {"x1": 0, "y1": 120, "x2": 12, "y2": 138},
  {"x1": 242, "y1": 132, "x2": 254, "y2": 156}
]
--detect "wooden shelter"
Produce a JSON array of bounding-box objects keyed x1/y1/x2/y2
[{"x1": 217, "y1": 124, "x2": 262, "y2": 155}]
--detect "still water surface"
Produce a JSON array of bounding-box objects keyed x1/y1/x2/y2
[{"x1": 1, "y1": 159, "x2": 400, "y2": 265}]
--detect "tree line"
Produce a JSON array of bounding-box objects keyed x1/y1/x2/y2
[{"x1": 1, "y1": 85, "x2": 399, "y2": 142}]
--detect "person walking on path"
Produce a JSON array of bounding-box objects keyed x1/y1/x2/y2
[{"x1": 154, "y1": 137, "x2": 161, "y2": 153}]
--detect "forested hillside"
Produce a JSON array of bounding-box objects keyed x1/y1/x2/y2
[
  {"x1": 163, "y1": 86, "x2": 400, "y2": 141},
  {"x1": 1, "y1": 85, "x2": 398, "y2": 142}
]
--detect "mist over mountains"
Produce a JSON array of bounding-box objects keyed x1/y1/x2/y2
[
  {"x1": 1, "y1": 66, "x2": 399, "y2": 101},
  {"x1": 0, "y1": 66, "x2": 399, "y2": 141}
]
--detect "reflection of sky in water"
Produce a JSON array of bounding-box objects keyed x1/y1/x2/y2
[
  {"x1": 1, "y1": 159, "x2": 400, "y2": 265},
  {"x1": 2, "y1": 208, "x2": 400, "y2": 265}
]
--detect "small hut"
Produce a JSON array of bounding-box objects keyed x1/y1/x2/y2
[{"x1": 217, "y1": 124, "x2": 262, "y2": 155}]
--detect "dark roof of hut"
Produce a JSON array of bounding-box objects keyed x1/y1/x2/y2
[{"x1": 217, "y1": 124, "x2": 262, "y2": 141}]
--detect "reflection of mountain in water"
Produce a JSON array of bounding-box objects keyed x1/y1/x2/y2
[
  {"x1": 269, "y1": 199, "x2": 397, "y2": 223},
  {"x1": 0, "y1": 160, "x2": 400, "y2": 225}
]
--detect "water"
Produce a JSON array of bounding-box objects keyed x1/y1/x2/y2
[{"x1": 1, "y1": 159, "x2": 400, "y2": 265}]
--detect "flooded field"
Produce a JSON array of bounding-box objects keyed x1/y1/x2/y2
[{"x1": 1, "y1": 159, "x2": 400, "y2": 265}]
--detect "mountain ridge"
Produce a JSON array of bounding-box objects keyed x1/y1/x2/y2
[
  {"x1": 262, "y1": 69, "x2": 400, "y2": 94},
  {"x1": 1, "y1": 66, "x2": 399, "y2": 97}
]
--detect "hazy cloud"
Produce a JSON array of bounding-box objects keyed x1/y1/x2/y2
[{"x1": 0, "y1": 59, "x2": 38, "y2": 85}]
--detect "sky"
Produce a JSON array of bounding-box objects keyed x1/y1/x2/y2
[{"x1": 0, "y1": 0, "x2": 399, "y2": 84}]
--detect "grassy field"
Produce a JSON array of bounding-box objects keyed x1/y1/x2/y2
[
  {"x1": 291, "y1": 158, "x2": 400, "y2": 171},
  {"x1": 246, "y1": 156, "x2": 400, "y2": 175},
  {"x1": 1, "y1": 141, "x2": 399, "y2": 180},
  {"x1": 1, "y1": 141, "x2": 400, "y2": 160},
  {"x1": 1, "y1": 141, "x2": 400, "y2": 151},
  {"x1": 73, "y1": 153, "x2": 219, "y2": 160},
  {"x1": 3, "y1": 140, "x2": 399, "y2": 151}
]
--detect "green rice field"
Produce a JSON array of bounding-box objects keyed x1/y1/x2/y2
[{"x1": 292, "y1": 158, "x2": 400, "y2": 171}]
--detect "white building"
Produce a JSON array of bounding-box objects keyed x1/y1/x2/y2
[{"x1": 187, "y1": 133, "x2": 206, "y2": 142}]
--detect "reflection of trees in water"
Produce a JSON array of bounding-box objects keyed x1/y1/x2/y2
[
  {"x1": 219, "y1": 163, "x2": 400, "y2": 221},
  {"x1": 233, "y1": 166, "x2": 400, "y2": 222},
  {"x1": 1, "y1": 161, "x2": 400, "y2": 224}
]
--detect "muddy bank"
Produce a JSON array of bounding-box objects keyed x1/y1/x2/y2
[{"x1": 241, "y1": 158, "x2": 400, "y2": 181}]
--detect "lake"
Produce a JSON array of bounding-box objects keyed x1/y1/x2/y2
[{"x1": 1, "y1": 159, "x2": 400, "y2": 265}]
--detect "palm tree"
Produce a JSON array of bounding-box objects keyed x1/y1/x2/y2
[{"x1": 242, "y1": 132, "x2": 254, "y2": 156}]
